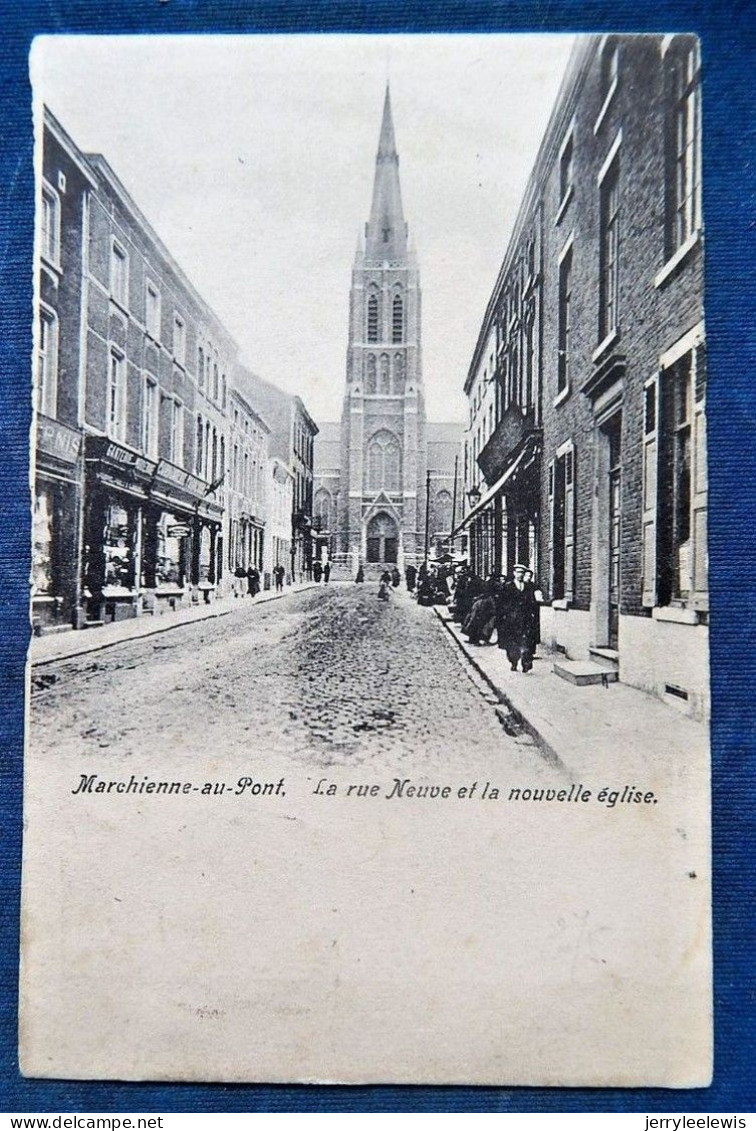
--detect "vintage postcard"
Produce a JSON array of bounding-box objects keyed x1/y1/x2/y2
[{"x1": 20, "y1": 33, "x2": 711, "y2": 1085}]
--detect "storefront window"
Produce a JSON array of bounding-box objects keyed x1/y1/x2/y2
[
  {"x1": 32, "y1": 487, "x2": 55, "y2": 596},
  {"x1": 156, "y1": 511, "x2": 186, "y2": 589},
  {"x1": 103, "y1": 504, "x2": 133, "y2": 590}
]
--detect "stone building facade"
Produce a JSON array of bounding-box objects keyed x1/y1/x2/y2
[
  {"x1": 227, "y1": 387, "x2": 269, "y2": 579},
  {"x1": 236, "y1": 367, "x2": 318, "y2": 581},
  {"x1": 458, "y1": 35, "x2": 708, "y2": 717},
  {"x1": 315, "y1": 87, "x2": 460, "y2": 569}
]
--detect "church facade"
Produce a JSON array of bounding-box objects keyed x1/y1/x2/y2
[{"x1": 314, "y1": 88, "x2": 459, "y2": 568}]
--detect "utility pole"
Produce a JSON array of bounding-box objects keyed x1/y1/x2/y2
[
  {"x1": 424, "y1": 469, "x2": 431, "y2": 564},
  {"x1": 449, "y1": 454, "x2": 459, "y2": 558}
]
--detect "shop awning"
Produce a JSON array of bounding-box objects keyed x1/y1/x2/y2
[{"x1": 452, "y1": 432, "x2": 541, "y2": 536}]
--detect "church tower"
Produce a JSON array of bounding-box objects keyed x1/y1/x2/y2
[{"x1": 338, "y1": 86, "x2": 427, "y2": 566}]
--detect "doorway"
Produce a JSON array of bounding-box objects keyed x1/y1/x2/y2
[
  {"x1": 366, "y1": 512, "x2": 399, "y2": 563},
  {"x1": 605, "y1": 413, "x2": 622, "y2": 649}
]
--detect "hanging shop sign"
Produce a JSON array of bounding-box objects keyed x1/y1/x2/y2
[{"x1": 166, "y1": 524, "x2": 191, "y2": 539}]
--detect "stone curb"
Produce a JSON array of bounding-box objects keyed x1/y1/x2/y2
[
  {"x1": 432, "y1": 606, "x2": 563, "y2": 767},
  {"x1": 30, "y1": 583, "x2": 319, "y2": 668}
]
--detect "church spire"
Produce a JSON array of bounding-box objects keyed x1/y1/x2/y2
[{"x1": 365, "y1": 85, "x2": 407, "y2": 262}]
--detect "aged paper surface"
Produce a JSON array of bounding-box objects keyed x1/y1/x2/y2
[{"x1": 21, "y1": 33, "x2": 711, "y2": 1085}]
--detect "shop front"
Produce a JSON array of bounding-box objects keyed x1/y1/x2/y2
[
  {"x1": 456, "y1": 430, "x2": 541, "y2": 582},
  {"x1": 83, "y1": 436, "x2": 223, "y2": 624},
  {"x1": 32, "y1": 416, "x2": 83, "y2": 633}
]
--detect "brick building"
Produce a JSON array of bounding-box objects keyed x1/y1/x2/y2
[
  {"x1": 32, "y1": 111, "x2": 97, "y2": 632},
  {"x1": 33, "y1": 107, "x2": 302, "y2": 630},
  {"x1": 78, "y1": 151, "x2": 237, "y2": 621},
  {"x1": 314, "y1": 86, "x2": 461, "y2": 571},
  {"x1": 457, "y1": 35, "x2": 707, "y2": 717}
]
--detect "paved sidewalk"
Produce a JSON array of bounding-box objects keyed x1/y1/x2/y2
[
  {"x1": 30, "y1": 582, "x2": 318, "y2": 667},
  {"x1": 435, "y1": 607, "x2": 709, "y2": 782}
]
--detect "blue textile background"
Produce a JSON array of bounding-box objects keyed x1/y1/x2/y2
[{"x1": 1, "y1": 0, "x2": 754, "y2": 1114}]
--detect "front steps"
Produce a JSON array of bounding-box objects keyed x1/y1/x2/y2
[{"x1": 553, "y1": 658, "x2": 618, "y2": 686}]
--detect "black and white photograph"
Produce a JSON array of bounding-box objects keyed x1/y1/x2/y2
[{"x1": 22, "y1": 33, "x2": 710, "y2": 1086}]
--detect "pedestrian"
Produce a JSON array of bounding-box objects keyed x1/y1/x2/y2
[
  {"x1": 247, "y1": 564, "x2": 261, "y2": 598},
  {"x1": 355, "y1": 564, "x2": 365, "y2": 584},
  {"x1": 391, "y1": 566, "x2": 401, "y2": 588},
  {"x1": 405, "y1": 563, "x2": 417, "y2": 592},
  {"x1": 496, "y1": 563, "x2": 538, "y2": 672},
  {"x1": 416, "y1": 572, "x2": 435, "y2": 607},
  {"x1": 377, "y1": 577, "x2": 391, "y2": 601},
  {"x1": 323, "y1": 561, "x2": 331, "y2": 584},
  {"x1": 462, "y1": 576, "x2": 498, "y2": 646},
  {"x1": 273, "y1": 564, "x2": 283, "y2": 591},
  {"x1": 313, "y1": 559, "x2": 323, "y2": 583},
  {"x1": 234, "y1": 561, "x2": 246, "y2": 599}
]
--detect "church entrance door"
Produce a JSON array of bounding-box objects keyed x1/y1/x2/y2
[{"x1": 366, "y1": 512, "x2": 399, "y2": 564}]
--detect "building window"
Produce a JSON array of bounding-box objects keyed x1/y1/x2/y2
[
  {"x1": 659, "y1": 350, "x2": 701, "y2": 603},
  {"x1": 379, "y1": 354, "x2": 390, "y2": 394},
  {"x1": 599, "y1": 158, "x2": 620, "y2": 340},
  {"x1": 197, "y1": 346, "x2": 205, "y2": 389},
  {"x1": 196, "y1": 414, "x2": 204, "y2": 475},
  {"x1": 559, "y1": 134, "x2": 574, "y2": 205},
  {"x1": 670, "y1": 40, "x2": 702, "y2": 253},
  {"x1": 314, "y1": 488, "x2": 332, "y2": 532},
  {"x1": 142, "y1": 377, "x2": 159, "y2": 459},
  {"x1": 40, "y1": 182, "x2": 61, "y2": 267},
  {"x1": 366, "y1": 429, "x2": 401, "y2": 492},
  {"x1": 164, "y1": 397, "x2": 184, "y2": 465},
  {"x1": 642, "y1": 333, "x2": 707, "y2": 609},
  {"x1": 367, "y1": 292, "x2": 379, "y2": 343},
  {"x1": 108, "y1": 348, "x2": 127, "y2": 442},
  {"x1": 145, "y1": 281, "x2": 161, "y2": 339},
  {"x1": 110, "y1": 241, "x2": 129, "y2": 308},
  {"x1": 173, "y1": 314, "x2": 186, "y2": 367},
  {"x1": 36, "y1": 306, "x2": 59, "y2": 418},
  {"x1": 558, "y1": 247, "x2": 573, "y2": 394},
  {"x1": 392, "y1": 294, "x2": 404, "y2": 343},
  {"x1": 435, "y1": 490, "x2": 453, "y2": 535}
]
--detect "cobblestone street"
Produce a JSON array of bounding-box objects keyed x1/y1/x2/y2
[{"x1": 30, "y1": 584, "x2": 547, "y2": 775}]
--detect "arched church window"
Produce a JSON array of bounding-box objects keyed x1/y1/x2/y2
[
  {"x1": 314, "y1": 488, "x2": 332, "y2": 531},
  {"x1": 366, "y1": 354, "x2": 376, "y2": 394},
  {"x1": 366, "y1": 429, "x2": 401, "y2": 492},
  {"x1": 379, "y1": 354, "x2": 390, "y2": 394},
  {"x1": 393, "y1": 353, "x2": 405, "y2": 394},
  {"x1": 367, "y1": 292, "x2": 379, "y2": 343},
  {"x1": 392, "y1": 294, "x2": 404, "y2": 343},
  {"x1": 435, "y1": 489, "x2": 453, "y2": 534}
]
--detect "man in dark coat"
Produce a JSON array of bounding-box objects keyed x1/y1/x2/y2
[
  {"x1": 247, "y1": 564, "x2": 261, "y2": 598},
  {"x1": 496, "y1": 564, "x2": 538, "y2": 672},
  {"x1": 323, "y1": 561, "x2": 331, "y2": 583},
  {"x1": 405, "y1": 563, "x2": 417, "y2": 592},
  {"x1": 313, "y1": 559, "x2": 322, "y2": 583}
]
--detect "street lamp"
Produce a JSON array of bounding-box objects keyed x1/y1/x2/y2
[{"x1": 467, "y1": 484, "x2": 482, "y2": 509}]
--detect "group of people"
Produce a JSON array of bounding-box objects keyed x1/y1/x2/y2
[
  {"x1": 233, "y1": 562, "x2": 287, "y2": 596},
  {"x1": 234, "y1": 563, "x2": 261, "y2": 598},
  {"x1": 454, "y1": 563, "x2": 541, "y2": 673},
  {"x1": 312, "y1": 560, "x2": 331, "y2": 584}
]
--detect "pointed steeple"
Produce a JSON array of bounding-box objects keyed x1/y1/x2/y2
[{"x1": 365, "y1": 85, "x2": 407, "y2": 262}]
